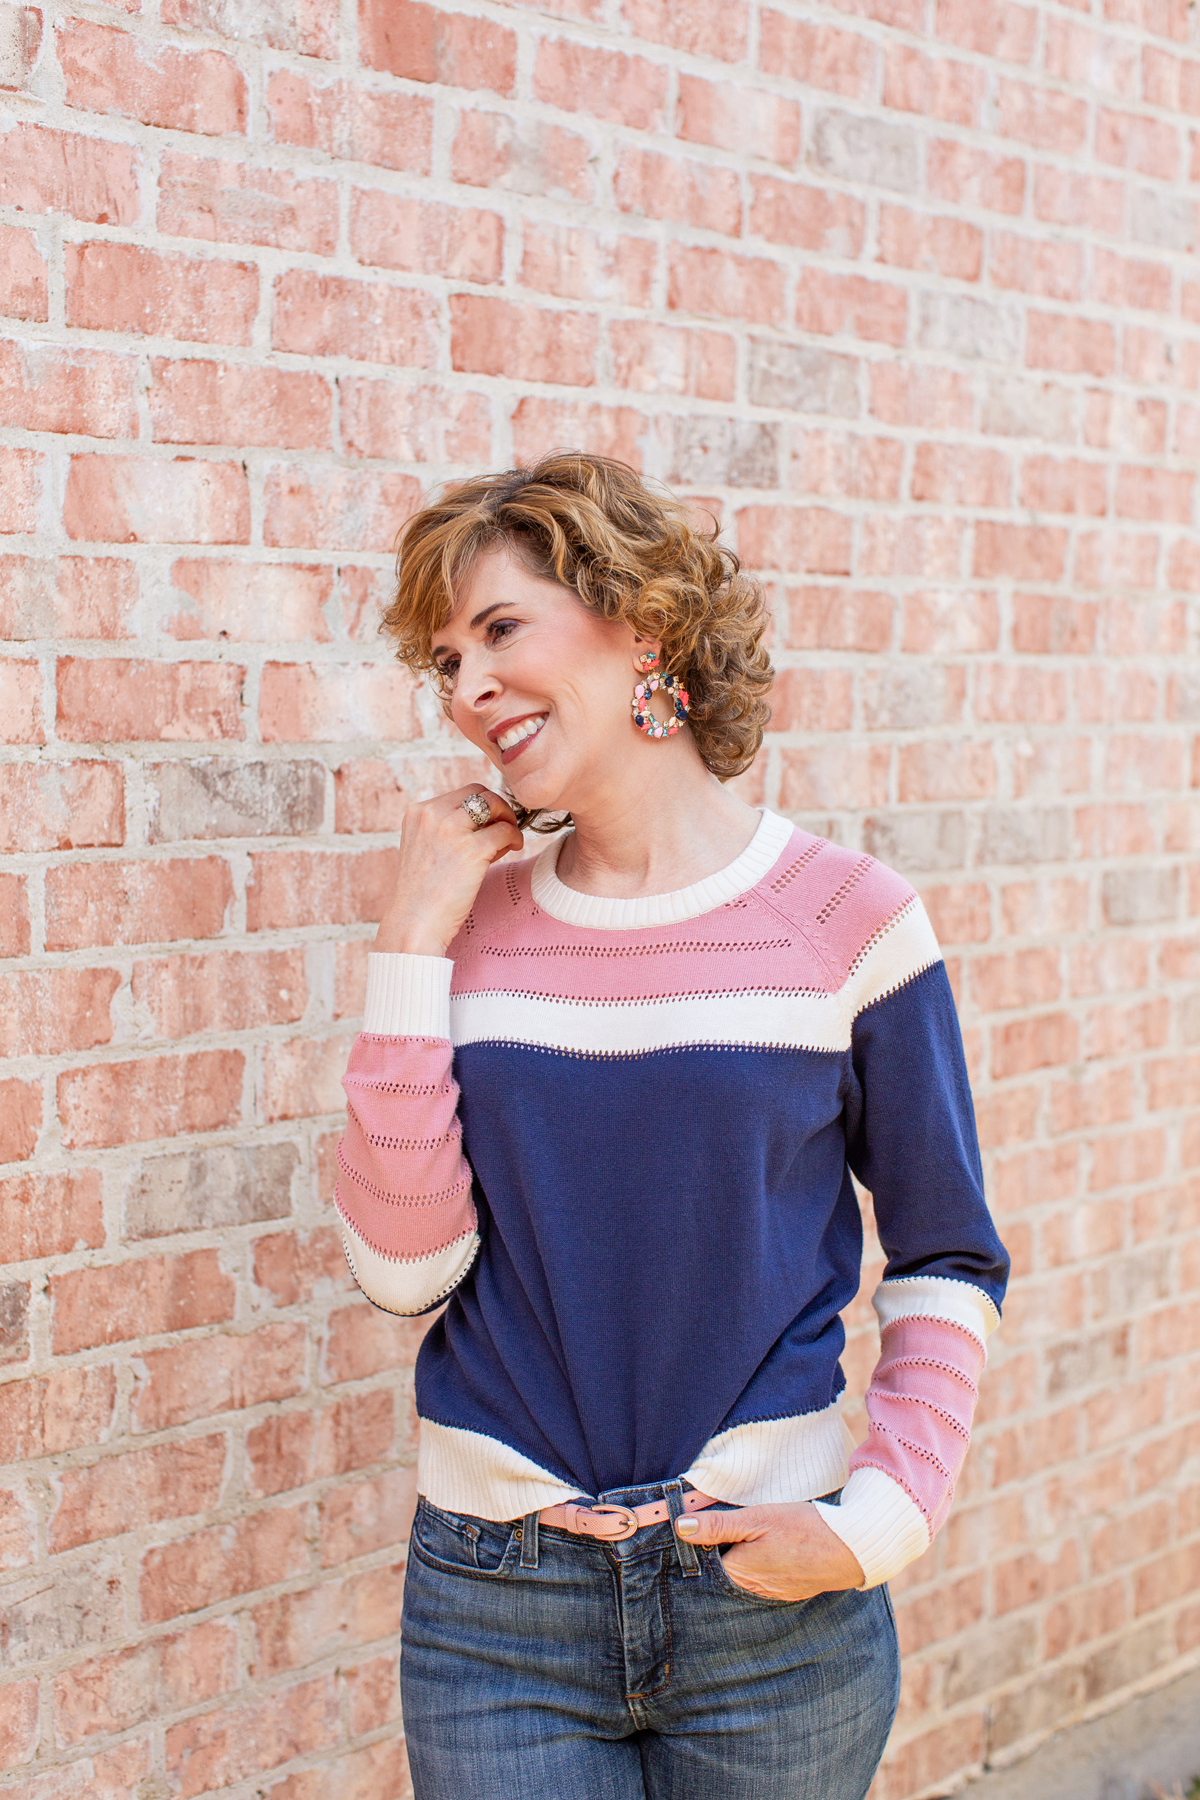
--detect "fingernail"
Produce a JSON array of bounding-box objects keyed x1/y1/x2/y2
[{"x1": 676, "y1": 1519, "x2": 698, "y2": 1536}]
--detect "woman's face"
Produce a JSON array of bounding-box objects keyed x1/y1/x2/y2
[{"x1": 432, "y1": 544, "x2": 655, "y2": 815}]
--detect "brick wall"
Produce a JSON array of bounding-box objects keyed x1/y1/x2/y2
[{"x1": 2, "y1": 0, "x2": 1198, "y2": 1794}]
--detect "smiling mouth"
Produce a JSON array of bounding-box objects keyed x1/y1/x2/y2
[{"x1": 494, "y1": 714, "x2": 548, "y2": 761}]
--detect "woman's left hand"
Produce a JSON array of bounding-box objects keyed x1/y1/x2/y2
[{"x1": 676, "y1": 1501, "x2": 865, "y2": 1601}]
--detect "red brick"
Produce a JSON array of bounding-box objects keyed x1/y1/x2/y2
[
  {"x1": 750, "y1": 177, "x2": 866, "y2": 255},
  {"x1": 0, "y1": 966, "x2": 120, "y2": 1057},
  {"x1": 1033, "y1": 166, "x2": 1125, "y2": 233},
  {"x1": 0, "y1": 123, "x2": 139, "y2": 223},
  {"x1": 53, "y1": 1621, "x2": 237, "y2": 1745},
  {"x1": 737, "y1": 506, "x2": 852, "y2": 576},
  {"x1": 247, "y1": 847, "x2": 400, "y2": 931},
  {"x1": 0, "y1": 1169, "x2": 104, "y2": 1262},
  {"x1": 791, "y1": 432, "x2": 903, "y2": 502},
  {"x1": 350, "y1": 190, "x2": 503, "y2": 282},
  {"x1": 0, "y1": 874, "x2": 31, "y2": 957},
  {"x1": 768, "y1": 667, "x2": 853, "y2": 733},
  {"x1": 52, "y1": 1249, "x2": 235, "y2": 1357},
  {"x1": 623, "y1": 0, "x2": 746, "y2": 57},
  {"x1": 334, "y1": 941, "x2": 369, "y2": 1015},
  {"x1": 246, "y1": 1391, "x2": 394, "y2": 1498},
  {"x1": 134, "y1": 948, "x2": 306, "y2": 1039},
  {"x1": 163, "y1": 0, "x2": 337, "y2": 55},
  {"x1": 49, "y1": 1433, "x2": 227, "y2": 1552},
  {"x1": 340, "y1": 380, "x2": 491, "y2": 464},
  {"x1": 973, "y1": 522, "x2": 1068, "y2": 580},
  {"x1": 260, "y1": 1031, "x2": 355, "y2": 1123},
  {"x1": 58, "y1": 19, "x2": 247, "y2": 134},
  {"x1": 786, "y1": 586, "x2": 893, "y2": 652},
  {"x1": 779, "y1": 744, "x2": 890, "y2": 810},
  {"x1": 870, "y1": 363, "x2": 972, "y2": 428},
  {"x1": 511, "y1": 398, "x2": 652, "y2": 472},
  {"x1": 0, "y1": 757, "x2": 123, "y2": 854},
  {"x1": 319, "y1": 1466, "x2": 417, "y2": 1566},
  {"x1": 534, "y1": 38, "x2": 666, "y2": 128},
  {"x1": 133, "y1": 1324, "x2": 307, "y2": 1432},
  {"x1": 0, "y1": 1676, "x2": 37, "y2": 1768},
  {"x1": 345, "y1": 1650, "x2": 402, "y2": 1735},
  {"x1": 262, "y1": 467, "x2": 419, "y2": 553},
  {"x1": 936, "y1": 0, "x2": 1035, "y2": 59},
  {"x1": 158, "y1": 153, "x2": 336, "y2": 252},
  {"x1": 902, "y1": 590, "x2": 998, "y2": 653},
  {"x1": 676, "y1": 72, "x2": 798, "y2": 163},
  {"x1": 0, "y1": 1078, "x2": 40, "y2": 1164},
  {"x1": 1093, "y1": 248, "x2": 1173, "y2": 313},
  {"x1": 990, "y1": 233, "x2": 1084, "y2": 301},
  {"x1": 0, "y1": 339, "x2": 137, "y2": 438},
  {"x1": 140, "y1": 1505, "x2": 309, "y2": 1626},
  {"x1": 0, "y1": 1364, "x2": 116, "y2": 1463},
  {"x1": 63, "y1": 456, "x2": 250, "y2": 546},
  {"x1": 0, "y1": 5, "x2": 42, "y2": 91},
  {"x1": 450, "y1": 110, "x2": 595, "y2": 201},
  {"x1": 760, "y1": 12, "x2": 874, "y2": 94},
  {"x1": 273, "y1": 270, "x2": 438, "y2": 366},
  {"x1": 609, "y1": 321, "x2": 735, "y2": 401},
  {"x1": 671, "y1": 246, "x2": 786, "y2": 326},
  {"x1": 993, "y1": 1012, "x2": 1080, "y2": 1080},
  {"x1": 1018, "y1": 456, "x2": 1108, "y2": 517},
  {"x1": 164, "y1": 559, "x2": 333, "y2": 643},
  {"x1": 877, "y1": 204, "x2": 982, "y2": 280},
  {"x1": 66, "y1": 241, "x2": 258, "y2": 344},
  {"x1": 997, "y1": 78, "x2": 1089, "y2": 151},
  {"x1": 794, "y1": 272, "x2": 907, "y2": 346},
  {"x1": 860, "y1": 516, "x2": 966, "y2": 579},
  {"x1": 1096, "y1": 107, "x2": 1181, "y2": 177},
  {"x1": 912, "y1": 443, "x2": 1011, "y2": 507},
  {"x1": 450, "y1": 295, "x2": 598, "y2": 385},
  {"x1": 0, "y1": 658, "x2": 43, "y2": 743},
  {"x1": 1123, "y1": 324, "x2": 1200, "y2": 387},
  {"x1": 0, "y1": 555, "x2": 136, "y2": 641},
  {"x1": 166, "y1": 1674, "x2": 338, "y2": 1797},
  {"x1": 0, "y1": 1486, "x2": 35, "y2": 1569},
  {"x1": 250, "y1": 1561, "x2": 405, "y2": 1677},
  {"x1": 882, "y1": 44, "x2": 982, "y2": 124},
  {"x1": 898, "y1": 740, "x2": 995, "y2": 802},
  {"x1": 267, "y1": 70, "x2": 432, "y2": 170},
  {"x1": 612, "y1": 149, "x2": 739, "y2": 239},
  {"x1": 0, "y1": 449, "x2": 44, "y2": 534},
  {"x1": 360, "y1": 0, "x2": 516, "y2": 92},
  {"x1": 1027, "y1": 312, "x2": 1116, "y2": 377},
  {"x1": 322, "y1": 1301, "x2": 430, "y2": 1384},
  {"x1": 1115, "y1": 466, "x2": 1194, "y2": 523},
  {"x1": 928, "y1": 139, "x2": 1025, "y2": 213},
  {"x1": 253, "y1": 1225, "x2": 355, "y2": 1308},
  {"x1": 0, "y1": 226, "x2": 48, "y2": 322},
  {"x1": 58, "y1": 1049, "x2": 244, "y2": 1150},
  {"x1": 56, "y1": 657, "x2": 244, "y2": 742},
  {"x1": 148, "y1": 361, "x2": 331, "y2": 450}
]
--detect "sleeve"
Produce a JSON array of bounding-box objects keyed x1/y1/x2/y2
[
  {"x1": 334, "y1": 952, "x2": 480, "y2": 1317},
  {"x1": 813, "y1": 896, "x2": 1010, "y2": 1588}
]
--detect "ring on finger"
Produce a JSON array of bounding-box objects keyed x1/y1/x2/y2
[{"x1": 461, "y1": 792, "x2": 491, "y2": 830}]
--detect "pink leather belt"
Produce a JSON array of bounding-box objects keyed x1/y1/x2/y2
[{"x1": 539, "y1": 1490, "x2": 719, "y2": 1542}]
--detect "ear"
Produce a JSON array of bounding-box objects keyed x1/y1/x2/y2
[{"x1": 631, "y1": 635, "x2": 662, "y2": 670}]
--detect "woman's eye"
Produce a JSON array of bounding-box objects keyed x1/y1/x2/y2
[
  {"x1": 437, "y1": 657, "x2": 459, "y2": 683},
  {"x1": 488, "y1": 619, "x2": 517, "y2": 643}
]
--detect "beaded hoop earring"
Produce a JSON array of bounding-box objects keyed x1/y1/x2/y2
[{"x1": 632, "y1": 651, "x2": 690, "y2": 740}]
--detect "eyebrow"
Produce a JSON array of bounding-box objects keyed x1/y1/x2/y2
[{"x1": 432, "y1": 600, "x2": 510, "y2": 659}]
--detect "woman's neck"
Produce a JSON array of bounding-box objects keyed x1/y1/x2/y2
[{"x1": 552, "y1": 755, "x2": 761, "y2": 900}]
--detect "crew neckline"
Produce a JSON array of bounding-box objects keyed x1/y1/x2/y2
[{"x1": 529, "y1": 808, "x2": 794, "y2": 931}]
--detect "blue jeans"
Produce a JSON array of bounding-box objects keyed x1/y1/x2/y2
[{"x1": 401, "y1": 1481, "x2": 900, "y2": 1800}]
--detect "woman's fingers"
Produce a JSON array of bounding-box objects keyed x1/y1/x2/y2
[{"x1": 675, "y1": 1507, "x2": 769, "y2": 1545}]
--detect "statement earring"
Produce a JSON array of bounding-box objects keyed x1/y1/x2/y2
[{"x1": 632, "y1": 651, "x2": 690, "y2": 740}]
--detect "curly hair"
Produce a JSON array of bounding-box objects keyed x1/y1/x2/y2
[{"x1": 382, "y1": 452, "x2": 774, "y2": 829}]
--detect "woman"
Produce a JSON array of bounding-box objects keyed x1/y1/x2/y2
[{"x1": 335, "y1": 453, "x2": 1009, "y2": 1800}]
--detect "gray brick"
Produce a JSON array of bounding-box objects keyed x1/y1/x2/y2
[
  {"x1": 812, "y1": 111, "x2": 918, "y2": 193},
  {"x1": 147, "y1": 758, "x2": 325, "y2": 843},
  {"x1": 1102, "y1": 866, "x2": 1179, "y2": 927},
  {"x1": 667, "y1": 419, "x2": 781, "y2": 488},
  {"x1": 944, "y1": 1617, "x2": 1036, "y2": 1706},
  {"x1": 749, "y1": 340, "x2": 858, "y2": 416},
  {"x1": 863, "y1": 810, "x2": 966, "y2": 873},
  {"x1": 0, "y1": 1560, "x2": 126, "y2": 1667},
  {"x1": 918, "y1": 293, "x2": 1021, "y2": 364},
  {"x1": 1169, "y1": 669, "x2": 1200, "y2": 720},
  {"x1": 978, "y1": 808, "x2": 1070, "y2": 866},
  {"x1": 861, "y1": 667, "x2": 960, "y2": 732},
  {"x1": 125, "y1": 1142, "x2": 300, "y2": 1241},
  {"x1": 1130, "y1": 187, "x2": 1197, "y2": 252},
  {"x1": 989, "y1": 1665, "x2": 1087, "y2": 1753},
  {"x1": 981, "y1": 375, "x2": 1075, "y2": 442},
  {"x1": 1082, "y1": 1617, "x2": 1175, "y2": 1704},
  {"x1": 1047, "y1": 1326, "x2": 1129, "y2": 1398},
  {"x1": 0, "y1": 1280, "x2": 29, "y2": 1366}
]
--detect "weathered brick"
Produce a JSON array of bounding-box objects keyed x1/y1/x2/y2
[
  {"x1": 0, "y1": 1365, "x2": 117, "y2": 1463},
  {"x1": 319, "y1": 1466, "x2": 418, "y2": 1565},
  {"x1": 0, "y1": 448, "x2": 44, "y2": 534},
  {"x1": 610, "y1": 322, "x2": 735, "y2": 401},
  {"x1": 49, "y1": 1433, "x2": 228, "y2": 1551},
  {"x1": 126, "y1": 1140, "x2": 298, "y2": 1240},
  {"x1": 267, "y1": 70, "x2": 432, "y2": 168},
  {"x1": 52, "y1": 1249, "x2": 236, "y2": 1355},
  {"x1": 53, "y1": 1619, "x2": 238, "y2": 1746},
  {"x1": 133, "y1": 1324, "x2": 307, "y2": 1432},
  {"x1": 273, "y1": 270, "x2": 438, "y2": 366},
  {"x1": 259, "y1": 661, "x2": 419, "y2": 742},
  {"x1": 0, "y1": 339, "x2": 137, "y2": 438},
  {"x1": 350, "y1": 190, "x2": 504, "y2": 282},
  {"x1": 263, "y1": 466, "x2": 420, "y2": 551},
  {"x1": 750, "y1": 177, "x2": 866, "y2": 255},
  {"x1": 158, "y1": 153, "x2": 337, "y2": 252},
  {"x1": 58, "y1": 19, "x2": 248, "y2": 134},
  {"x1": 0, "y1": 1170, "x2": 104, "y2": 1262},
  {"x1": 522, "y1": 218, "x2": 658, "y2": 303},
  {"x1": 163, "y1": 559, "x2": 333, "y2": 643},
  {"x1": 1, "y1": 1282, "x2": 31, "y2": 1367},
  {"x1": 0, "y1": 226, "x2": 49, "y2": 322},
  {"x1": 149, "y1": 360, "x2": 331, "y2": 450},
  {"x1": 0, "y1": 1559, "x2": 124, "y2": 1667},
  {"x1": 64, "y1": 458, "x2": 251, "y2": 546},
  {"x1": 360, "y1": 0, "x2": 516, "y2": 94},
  {"x1": 534, "y1": 38, "x2": 666, "y2": 129},
  {"x1": 163, "y1": 0, "x2": 338, "y2": 57},
  {"x1": 450, "y1": 110, "x2": 595, "y2": 202},
  {"x1": 66, "y1": 242, "x2": 259, "y2": 345},
  {"x1": 0, "y1": 1078, "x2": 40, "y2": 1164},
  {"x1": 0, "y1": 759, "x2": 123, "y2": 851},
  {"x1": 45, "y1": 855, "x2": 234, "y2": 949},
  {"x1": 0, "y1": 124, "x2": 139, "y2": 223},
  {"x1": 1, "y1": 555, "x2": 137, "y2": 640},
  {"x1": 146, "y1": 758, "x2": 324, "y2": 841},
  {"x1": 246, "y1": 1390, "x2": 394, "y2": 1497},
  {"x1": 0, "y1": 967, "x2": 120, "y2": 1056}
]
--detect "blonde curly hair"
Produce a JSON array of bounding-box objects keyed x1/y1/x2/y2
[{"x1": 382, "y1": 452, "x2": 774, "y2": 828}]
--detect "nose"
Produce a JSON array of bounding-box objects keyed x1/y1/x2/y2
[{"x1": 453, "y1": 645, "x2": 500, "y2": 718}]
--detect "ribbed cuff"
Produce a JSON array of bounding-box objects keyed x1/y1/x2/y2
[
  {"x1": 813, "y1": 1466, "x2": 931, "y2": 1589},
  {"x1": 363, "y1": 953, "x2": 453, "y2": 1038}
]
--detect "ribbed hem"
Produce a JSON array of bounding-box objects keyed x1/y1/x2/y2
[
  {"x1": 363, "y1": 952, "x2": 453, "y2": 1037},
  {"x1": 530, "y1": 809, "x2": 794, "y2": 930},
  {"x1": 873, "y1": 1275, "x2": 1000, "y2": 1350},
  {"x1": 814, "y1": 1466, "x2": 930, "y2": 1589},
  {"x1": 681, "y1": 1404, "x2": 853, "y2": 1508},
  {"x1": 418, "y1": 1419, "x2": 582, "y2": 1519}
]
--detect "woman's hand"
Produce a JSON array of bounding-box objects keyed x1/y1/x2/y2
[
  {"x1": 676, "y1": 1501, "x2": 865, "y2": 1602},
  {"x1": 374, "y1": 786, "x2": 524, "y2": 957}
]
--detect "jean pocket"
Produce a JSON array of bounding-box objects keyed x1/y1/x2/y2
[
  {"x1": 410, "y1": 1499, "x2": 517, "y2": 1577},
  {"x1": 706, "y1": 1545, "x2": 807, "y2": 1608}
]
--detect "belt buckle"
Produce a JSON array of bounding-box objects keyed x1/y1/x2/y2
[{"x1": 590, "y1": 1503, "x2": 639, "y2": 1540}]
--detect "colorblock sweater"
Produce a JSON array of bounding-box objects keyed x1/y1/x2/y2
[{"x1": 335, "y1": 809, "x2": 1010, "y2": 1587}]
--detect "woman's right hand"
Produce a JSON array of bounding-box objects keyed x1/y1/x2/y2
[{"x1": 374, "y1": 786, "x2": 524, "y2": 957}]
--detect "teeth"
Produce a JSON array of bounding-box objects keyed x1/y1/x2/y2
[{"x1": 497, "y1": 716, "x2": 546, "y2": 752}]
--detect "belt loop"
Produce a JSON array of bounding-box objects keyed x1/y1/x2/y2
[
  {"x1": 520, "y1": 1509, "x2": 540, "y2": 1570},
  {"x1": 663, "y1": 1480, "x2": 699, "y2": 1577}
]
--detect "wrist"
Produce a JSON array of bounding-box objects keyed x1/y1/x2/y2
[{"x1": 373, "y1": 914, "x2": 448, "y2": 957}]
